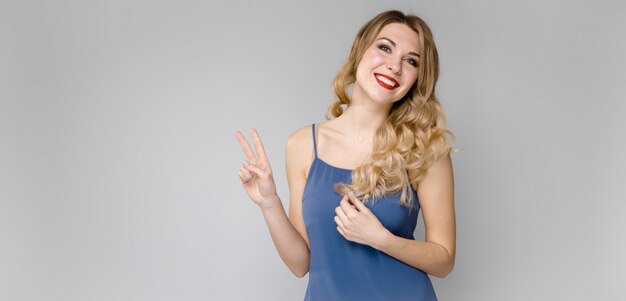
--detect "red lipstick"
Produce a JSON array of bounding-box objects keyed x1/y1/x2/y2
[{"x1": 374, "y1": 73, "x2": 399, "y2": 90}]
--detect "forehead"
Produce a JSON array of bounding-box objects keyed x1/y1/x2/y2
[{"x1": 376, "y1": 23, "x2": 422, "y2": 54}]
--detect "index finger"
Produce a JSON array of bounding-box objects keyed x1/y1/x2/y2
[
  {"x1": 234, "y1": 130, "x2": 257, "y2": 162},
  {"x1": 346, "y1": 192, "x2": 366, "y2": 211},
  {"x1": 249, "y1": 128, "x2": 269, "y2": 164},
  {"x1": 340, "y1": 196, "x2": 359, "y2": 214}
]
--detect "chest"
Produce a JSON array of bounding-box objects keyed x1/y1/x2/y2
[{"x1": 302, "y1": 163, "x2": 420, "y2": 237}]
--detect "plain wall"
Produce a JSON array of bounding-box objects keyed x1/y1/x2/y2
[{"x1": 1, "y1": 0, "x2": 625, "y2": 300}]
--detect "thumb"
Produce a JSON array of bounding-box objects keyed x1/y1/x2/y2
[{"x1": 243, "y1": 163, "x2": 265, "y2": 177}]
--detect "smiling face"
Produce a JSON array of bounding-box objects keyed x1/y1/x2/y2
[{"x1": 353, "y1": 22, "x2": 422, "y2": 106}]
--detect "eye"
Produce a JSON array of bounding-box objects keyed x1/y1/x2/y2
[
  {"x1": 405, "y1": 58, "x2": 418, "y2": 67},
  {"x1": 377, "y1": 44, "x2": 391, "y2": 53}
]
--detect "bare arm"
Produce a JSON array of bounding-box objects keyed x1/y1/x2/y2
[
  {"x1": 235, "y1": 127, "x2": 311, "y2": 278},
  {"x1": 258, "y1": 195, "x2": 310, "y2": 278},
  {"x1": 335, "y1": 154, "x2": 456, "y2": 278},
  {"x1": 373, "y1": 154, "x2": 456, "y2": 278}
]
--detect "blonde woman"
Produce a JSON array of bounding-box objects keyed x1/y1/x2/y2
[{"x1": 235, "y1": 10, "x2": 456, "y2": 301}]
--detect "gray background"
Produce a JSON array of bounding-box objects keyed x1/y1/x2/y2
[{"x1": 2, "y1": 0, "x2": 625, "y2": 300}]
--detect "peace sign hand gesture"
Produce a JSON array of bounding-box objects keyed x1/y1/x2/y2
[{"x1": 234, "y1": 128, "x2": 279, "y2": 209}]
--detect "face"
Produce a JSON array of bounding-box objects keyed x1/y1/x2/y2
[{"x1": 353, "y1": 23, "x2": 421, "y2": 105}]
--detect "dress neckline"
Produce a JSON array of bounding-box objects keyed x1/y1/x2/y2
[{"x1": 315, "y1": 156, "x2": 354, "y2": 172}]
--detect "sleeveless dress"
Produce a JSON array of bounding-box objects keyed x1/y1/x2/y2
[{"x1": 302, "y1": 123, "x2": 437, "y2": 301}]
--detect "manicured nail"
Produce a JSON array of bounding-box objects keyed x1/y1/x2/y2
[{"x1": 243, "y1": 160, "x2": 250, "y2": 166}]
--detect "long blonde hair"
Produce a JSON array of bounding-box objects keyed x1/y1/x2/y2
[{"x1": 328, "y1": 10, "x2": 457, "y2": 208}]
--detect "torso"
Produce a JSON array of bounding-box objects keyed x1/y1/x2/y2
[{"x1": 300, "y1": 122, "x2": 435, "y2": 300}]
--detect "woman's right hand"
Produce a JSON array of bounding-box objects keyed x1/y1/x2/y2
[{"x1": 234, "y1": 128, "x2": 279, "y2": 209}]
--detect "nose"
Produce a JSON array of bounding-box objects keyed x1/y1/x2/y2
[{"x1": 386, "y1": 57, "x2": 401, "y2": 75}]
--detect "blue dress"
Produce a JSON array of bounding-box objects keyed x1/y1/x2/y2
[{"x1": 302, "y1": 123, "x2": 437, "y2": 301}]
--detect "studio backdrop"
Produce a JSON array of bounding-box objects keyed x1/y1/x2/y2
[{"x1": 1, "y1": 0, "x2": 625, "y2": 300}]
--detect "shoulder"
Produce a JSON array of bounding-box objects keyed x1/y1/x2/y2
[
  {"x1": 286, "y1": 124, "x2": 314, "y2": 153},
  {"x1": 285, "y1": 124, "x2": 315, "y2": 178},
  {"x1": 409, "y1": 153, "x2": 453, "y2": 190}
]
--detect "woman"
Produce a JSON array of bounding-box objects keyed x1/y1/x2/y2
[{"x1": 235, "y1": 10, "x2": 456, "y2": 301}]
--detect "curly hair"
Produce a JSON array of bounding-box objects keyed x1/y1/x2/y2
[{"x1": 327, "y1": 10, "x2": 457, "y2": 208}]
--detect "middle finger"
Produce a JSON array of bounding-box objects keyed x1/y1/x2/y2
[
  {"x1": 335, "y1": 206, "x2": 349, "y2": 225},
  {"x1": 339, "y1": 197, "x2": 358, "y2": 217},
  {"x1": 234, "y1": 131, "x2": 257, "y2": 163}
]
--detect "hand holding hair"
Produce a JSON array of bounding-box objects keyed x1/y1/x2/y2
[{"x1": 334, "y1": 192, "x2": 391, "y2": 249}]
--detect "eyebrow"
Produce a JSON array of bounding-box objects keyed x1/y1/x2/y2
[{"x1": 377, "y1": 37, "x2": 420, "y2": 58}]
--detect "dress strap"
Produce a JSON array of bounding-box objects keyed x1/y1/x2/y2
[{"x1": 311, "y1": 123, "x2": 318, "y2": 158}]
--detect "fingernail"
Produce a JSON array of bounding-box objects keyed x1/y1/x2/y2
[
  {"x1": 244, "y1": 173, "x2": 251, "y2": 179},
  {"x1": 243, "y1": 160, "x2": 250, "y2": 166},
  {"x1": 349, "y1": 191, "x2": 355, "y2": 196}
]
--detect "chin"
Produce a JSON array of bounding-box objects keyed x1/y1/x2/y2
[
  {"x1": 372, "y1": 97, "x2": 399, "y2": 106},
  {"x1": 372, "y1": 91, "x2": 402, "y2": 103}
]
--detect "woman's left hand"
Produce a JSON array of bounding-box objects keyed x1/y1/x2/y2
[{"x1": 334, "y1": 192, "x2": 391, "y2": 248}]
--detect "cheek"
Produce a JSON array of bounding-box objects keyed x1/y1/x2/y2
[
  {"x1": 405, "y1": 73, "x2": 419, "y2": 87},
  {"x1": 359, "y1": 50, "x2": 385, "y2": 69},
  {"x1": 356, "y1": 52, "x2": 383, "y2": 82},
  {"x1": 367, "y1": 52, "x2": 386, "y2": 66}
]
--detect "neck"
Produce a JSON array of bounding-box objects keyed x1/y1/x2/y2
[{"x1": 334, "y1": 85, "x2": 392, "y2": 143}]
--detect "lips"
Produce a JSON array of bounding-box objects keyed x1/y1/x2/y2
[{"x1": 374, "y1": 73, "x2": 399, "y2": 90}]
